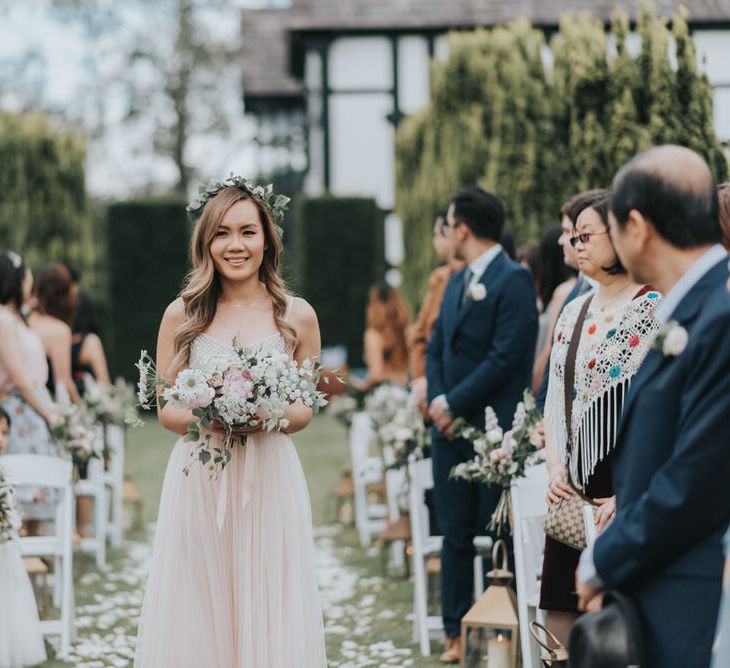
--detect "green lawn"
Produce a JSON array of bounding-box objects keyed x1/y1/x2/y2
[{"x1": 39, "y1": 414, "x2": 444, "y2": 666}]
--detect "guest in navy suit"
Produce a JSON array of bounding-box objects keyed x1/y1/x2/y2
[
  {"x1": 577, "y1": 145, "x2": 730, "y2": 668},
  {"x1": 426, "y1": 186, "x2": 537, "y2": 663}
]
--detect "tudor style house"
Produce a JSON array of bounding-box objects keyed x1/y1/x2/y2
[{"x1": 241, "y1": 0, "x2": 730, "y2": 212}]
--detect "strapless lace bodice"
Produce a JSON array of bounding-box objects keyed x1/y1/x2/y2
[{"x1": 189, "y1": 332, "x2": 288, "y2": 368}]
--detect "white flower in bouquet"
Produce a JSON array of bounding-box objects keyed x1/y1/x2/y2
[
  {"x1": 511, "y1": 401, "x2": 527, "y2": 432},
  {"x1": 136, "y1": 349, "x2": 150, "y2": 406},
  {"x1": 486, "y1": 427, "x2": 504, "y2": 445},
  {"x1": 473, "y1": 437, "x2": 488, "y2": 456},
  {"x1": 484, "y1": 406, "x2": 499, "y2": 432},
  {"x1": 170, "y1": 369, "x2": 216, "y2": 409},
  {"x1": 528, "y1": 424, "x2": 544, "y2": 448}
]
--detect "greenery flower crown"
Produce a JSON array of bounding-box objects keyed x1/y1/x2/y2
[{"x1": 186, "y1": 174, "x2": 291, "y2": 238}]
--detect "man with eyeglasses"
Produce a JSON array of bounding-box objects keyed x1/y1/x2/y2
[{"x1": 534, "y1": 189, "x2": 608, "y2": 413}]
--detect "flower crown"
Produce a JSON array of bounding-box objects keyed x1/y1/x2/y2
[{"x1": 186, "y1": 174, "x2": 291, "y2": 238}]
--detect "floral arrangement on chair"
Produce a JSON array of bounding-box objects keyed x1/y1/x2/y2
[{"x1": 450, "y1": 389, "x2": 544, "y2": 534}]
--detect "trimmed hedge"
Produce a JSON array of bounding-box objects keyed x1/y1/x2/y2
[
  {"x1": 0, "y1": 112, "x2": 96, "y2": 285},
  {"x1": 285, "y1": 195, "x2": 384, "y2": 367},
  {"x1": 106, "y1": 198, "x2": 189, "y2": 380}
]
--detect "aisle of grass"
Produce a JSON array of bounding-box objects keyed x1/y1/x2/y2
[{"x1": 39, "y1": 414, "x2": 442, "y2": 666}]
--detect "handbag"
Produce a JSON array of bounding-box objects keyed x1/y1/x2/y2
[
  {"x1": 568, "y1": 590, "x2": 645, "y2": 667},
  {"x1": 544, "y1": 295, "x2": 596, "y2": 551},
  {"x1": 530, "y1": 621, "x2": 569, "y2": 667}
]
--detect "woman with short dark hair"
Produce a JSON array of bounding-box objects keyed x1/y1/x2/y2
[{"x1": 539, "y1": 194, "x2": 662, "y2": 644}]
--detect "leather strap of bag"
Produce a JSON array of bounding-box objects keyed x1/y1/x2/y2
[{"x1": 563, "y1": 295, "x2": 593, "y2": 459}]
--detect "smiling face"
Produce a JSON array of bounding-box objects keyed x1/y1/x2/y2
[
  {"x1": 574, "y1": 206, "x2": 618, "y2": 280},
  {"x1": 209, "y1": 199, "x2": 266, "y2": 284}
]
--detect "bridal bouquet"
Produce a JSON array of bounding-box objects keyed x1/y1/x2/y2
[
  {"x1": 377, "y1": 405, "x2": 429, "y2": 471},
  {"x1": 450, "y1": 389, "x2": 544, "y2": 533},
  {"x1": 0, "y1": 467, "x2": 21, "y2": 543},
  {"x1": 135, "y1": 340, "x2": 328, "y2": 477}
]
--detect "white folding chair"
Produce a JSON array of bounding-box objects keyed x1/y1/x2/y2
[
  {"x1": 74, "y1": 424, "x2": 107, "y2": 570},
  {"x1": 408, "y1": 456, "x2": 491, "y2": 657},
  {"x1": 510, "y1": 460, "x2": 549, "y2": 668},
  {"x1": 381, "y1": 445, "x2": 407, "y2": 569},
  {"x1": 1, "y1": 454, "x2": 76, "y2": 654},
  {"x1": 104, "y1": 423, "x2": 125, "y2": 547},
  {"x1": 350, "y1": 412, "x2": 387, "y2": 547}
]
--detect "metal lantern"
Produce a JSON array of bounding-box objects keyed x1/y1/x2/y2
[{"x1": 460, "y1": 539, "x2": 520, "y2": 668}]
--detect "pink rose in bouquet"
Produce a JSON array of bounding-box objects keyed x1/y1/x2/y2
[{"x1": 222, "y1": 369, "x2": 254, "y2": 400}]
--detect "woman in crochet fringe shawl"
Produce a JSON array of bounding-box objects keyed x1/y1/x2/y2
[{"x1": 539, "y1": 192, "x2": 662, "y2": 645}]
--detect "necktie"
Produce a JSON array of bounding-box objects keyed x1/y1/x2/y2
[{"x1": 461, "y1": 268, "x2": 473, "y2": 306}]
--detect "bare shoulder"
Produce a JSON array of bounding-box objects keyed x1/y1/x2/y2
[
  {"x1": 553, "y1": 279, "x2": 576, "y2": 305},
  {"x1": 364, "y1": 327, "x2": 383, "y2": 346},
  {"x1": 161, "y1": 298, "x2": 186, "y2": 328},
  {"x1": 46, "y1": 316, "x2": 72, "y2": 339},
  {"x1": 288, "y1": 296, "x2": 318, "y2": 331},
  {"x1": 0, "y1": 306, "x2": 14, "y2": 328}
]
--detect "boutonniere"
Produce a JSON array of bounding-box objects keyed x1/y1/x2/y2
[
  {"x1": 652, "y1": 320, "x2": 689, "y2": 357},
  {"x1": 468, "y1": 283, "x2": 487, "y2": 302}
]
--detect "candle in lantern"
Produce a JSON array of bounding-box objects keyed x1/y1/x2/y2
[{"x1": 487, "y1": 633, "x2": 511, "y2": 668}]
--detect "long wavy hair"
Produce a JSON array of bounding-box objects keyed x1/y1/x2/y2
[
  {"x1": 366, "y1": 282, "x2": 412, "y2": 374},
  {"x1": 170, "y1": 186, "x2": 296, "y2": 374}
]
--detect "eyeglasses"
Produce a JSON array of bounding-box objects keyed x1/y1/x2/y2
[{"x1": 569, "y1": 231, "x2": 609, "y2": 247}]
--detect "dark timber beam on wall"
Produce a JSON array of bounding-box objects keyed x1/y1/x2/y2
[{"x1": 386, "y1": 34, "x2": 404, "y2": 128}]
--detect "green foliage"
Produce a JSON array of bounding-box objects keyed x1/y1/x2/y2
[
  {"x1": 105, "y1": 198, "x2": 190, "y2": 379},
  {"x1": 0, "y1": 112, "x2": 95, "y2": 284},
  {"x1": 396, "y1": 6, "x2": 728, "y2": 306},
  {"x1": 285, "y1": 195, "x2": 384, "y2": 367}
]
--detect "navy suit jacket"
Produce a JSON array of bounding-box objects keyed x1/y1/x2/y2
[
  {"x1": 595, "y1": 258, "x2": 730, "y2": 588},
  {"x1": 426, "y1": 250, "x2": 538, "y2": 430}
]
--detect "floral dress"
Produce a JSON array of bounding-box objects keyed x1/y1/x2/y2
[{"x1": 539, "y1": 287, "x2": 661, "y2": 612}]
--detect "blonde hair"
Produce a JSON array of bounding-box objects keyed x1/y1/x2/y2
[{"x1": 170, "y1": 186, "x2": 296, "y2": 373}]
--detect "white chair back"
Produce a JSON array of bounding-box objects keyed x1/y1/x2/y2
[
  {"x1": 510, "y1": 460, "x2": 549, "y2": 668},
  {"x1": 74, "y1": 425, "x2": 108, "y2": 570},
  {"x1": 382, "y1": 445, "x2": 404, "y2": 523},
  {"x1": 105, "y1": 423, "x2": 126, "y2": 547},
  {"x1": 0, "y1": 454, "x2": 76, "y2": 654},
  {"x1": 349, "y1": 412, "x2": 386, "y2": 546}
]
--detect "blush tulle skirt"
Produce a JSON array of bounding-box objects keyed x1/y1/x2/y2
[
  {"x1": 0, "y1": 540, "x2": 47, "y2": 668},
  {"x1": 134, "y1": 432, "x2": 327, "y2": 667}
]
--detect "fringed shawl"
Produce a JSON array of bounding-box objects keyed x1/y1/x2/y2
[{"x1": 544, "y1": 290, "x2": 661, "y2": 487}]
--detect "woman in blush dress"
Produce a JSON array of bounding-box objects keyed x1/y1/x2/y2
[
  {"x1": 0, "y1": 251, "x2": 61, "y2": 524},
  {"x1": 134, "y1": 180, "x2": 327, "y2": 668}
]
